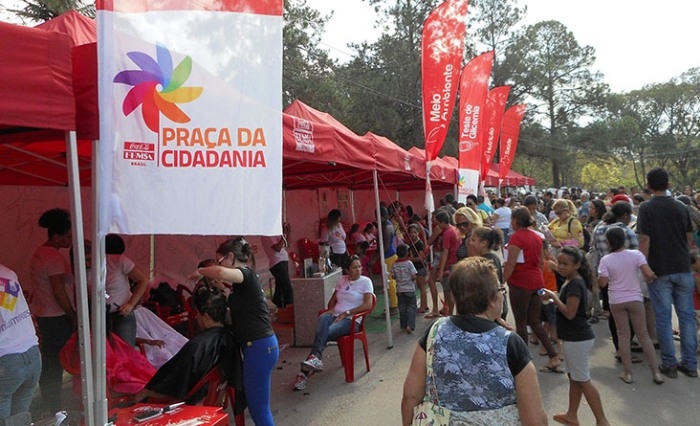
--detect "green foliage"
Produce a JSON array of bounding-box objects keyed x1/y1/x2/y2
[
  {"x1": 283, "y1": 0, "x2": 342, "y2": 109},
  {"x1": 11, "y1": 0, "x2": 94, "y2": 22}
]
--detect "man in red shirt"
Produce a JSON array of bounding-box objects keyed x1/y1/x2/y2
[{"x1": 435, "y1": 210, "x2": 461, "y2": 315}]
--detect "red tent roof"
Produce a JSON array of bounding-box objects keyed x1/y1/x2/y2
[
  {"x1": 0, "y1": 20, "x2": 86, "y2": 186},
  {"x1": 0, "y1": 21, "x2": 75, "y2": 132},
  {"x1": 283, "y1": 99, "x2": 454, "y2": 189},
  {"x1": 35, "y1": 9, "x2": 96, "y2": 47},
  {"x1": 284, "y1": 100, "x2": 375, "y2": 170},
  {"x1": 283, "y1": 100, "x2": 377, "y2": 189},
  {"x1": 365, "y1": 132, "x2": 433, "y2": 188},
  {"x1": 426, "y1": 154, "x2": 535, "y2": 187},
  {"x1": 408, "y1": 147, "x2": 458, "y2": 185},
  {"x1": 485, "y1": 163, "x2": 535, "y2": 186}
]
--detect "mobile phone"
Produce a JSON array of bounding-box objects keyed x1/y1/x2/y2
[{"x1": 133, "y1": 408, "x2": 162, "y2": 423}]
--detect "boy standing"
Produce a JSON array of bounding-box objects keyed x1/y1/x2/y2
[{"x1": 392, "y1": 244, "x2": 418, "y2": 334}]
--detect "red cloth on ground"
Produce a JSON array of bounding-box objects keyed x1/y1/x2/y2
[{"x1": 60, "y1": 331, "x2": 156, "y2": 394}]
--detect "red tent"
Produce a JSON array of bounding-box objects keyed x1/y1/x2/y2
[
  {"x1": 410, "y1": 147, "x2": 458, "y2": 185},
  {"x1": 365, "y1": 132, "x2": 450, "y2": 189},
  {"x1": 0, "y1": 13, "x2": 95, "y2": 186},
  {"x1": 0, "y1": 20, "x2": 89, "y2": 186},
  {"x1": 485, "y1": 163, "x2": 536, "y2": 187},
  {"x1": 283, "y1": 101, "x2": 377, "y2": 189},
  {"x1": 35, "y1": 9, "x2": 96, "y2": 46},
  {"x1": 282, "y1": 112, "x2": 376, "y2": 189},
  {"x1": 439, "y1": 155, "x2": 534, "y2": 187},
  {"x1": 0, "y1": 17, "x2": 97, "y2": 422}
]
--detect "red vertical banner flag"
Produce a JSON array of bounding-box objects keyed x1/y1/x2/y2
[
  {"x1": 498, "y1": 104, "x2": 527, "y2": 181},
  {"x1": 480, "y1": 85, "x2": 510, "y2": 183},
  {"x1": 457, "y1": 51, "x2": 493, "y2": 202},
  {"x1": 422, "y1": 0, "x2": 469, "y2": 162}
]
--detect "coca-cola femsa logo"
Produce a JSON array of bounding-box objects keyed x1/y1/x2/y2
[{"x1": 124, "y1": 142, "x2": 154, "y2": 152}]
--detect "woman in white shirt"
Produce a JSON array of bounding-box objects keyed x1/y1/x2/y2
[
  {"x1": 105, "y1": 234, "x2": 149, "y2": 347},
  {"x1": 0, "y1": 263, "x2": 41, "y2": 419},
  {"x1": 320, "y1": 209, "x2": 349, "y2": 270},
  {"x1": 490, "y1": 198, "x2": 513, "y2": 244},
  {"x1": 293, "y1": 256, "x2": 374, "y2": 390}
]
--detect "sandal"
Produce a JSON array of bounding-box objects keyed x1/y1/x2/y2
[
  {"x1": 553, "y1": 413, "x2": 579, "y2": 425},
  {"x1": 540, "y1": 365, "x2": 565, "y2": 374},
  {"x1": 424, "y1": 312, "x2": 440, "y2": 319},
  {"x1": 619, "y1": 373, "x2": 633, "y2": 384}
]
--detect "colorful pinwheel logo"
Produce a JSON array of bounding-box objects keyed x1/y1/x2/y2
[
  {"x1": 458, "y1": 173, "x2": 466, "y2": 187},
  {"x1": 114, "y1": 43, "x2": 203, "y2": 133}
]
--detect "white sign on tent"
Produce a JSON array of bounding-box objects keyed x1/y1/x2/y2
[{"x1": 97, "y1": 1, "x2": 283, "y2": 236}]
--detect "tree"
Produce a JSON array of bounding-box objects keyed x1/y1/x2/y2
[
  {"x1": 11, "y1": 0, "x2": 94, "y2": 22},
  {"x1": 332, "y1": 0, "x2": 440, "y2": 150},
  {"x1": 467, "y1": 0, "x2": 526, "y2": 88},
  {"x1": 616, "y1": 70, "x2": 700, "y2": 189},
  {"x1": 283, "y1": 0, "x2": 342, "y2": 109},
  {"x1": 503, "y1": 20, "x2": 608, "y2": 187}
]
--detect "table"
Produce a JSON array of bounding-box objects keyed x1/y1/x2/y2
[
  {"x1": 108, "y1": 403, "x2": 228, "y2": 425},
  {"x1": 291, "y1": 268, "x2": 342, "y2": 346}
]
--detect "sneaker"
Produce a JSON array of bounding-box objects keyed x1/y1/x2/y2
[
  {"x1": 301, "y1": 354, "x2": 323, "y2": 372},
  {"x1": 677, "y1": 364, "x2": 698, "y2": 377},
  {"x1": 659, "y1": 364, "x2": 678, "y2": 379},
  {"x1": 588, "y1": 316, "x2": 600, "y2": 324},
  {"x1": 390, "y1": 307, "x2": 399, "y2": 316},
  {"x1": 653, "y1": 372, "x2": 665, "y2": 385},
  {"x1": 293, "y1": 373, "x2": 308, "y2": 391}
]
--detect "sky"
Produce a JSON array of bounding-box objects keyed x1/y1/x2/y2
[{"x1": 305, "y1": 0, "x2": 700, "y2": 93}]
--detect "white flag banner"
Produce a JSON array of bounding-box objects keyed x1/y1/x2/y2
[
  {"x1": 97, "y1": 0, "x2": 283, "y2": 236},
  {"x1": 457, "y1": 167, "x2": 479, "y2": 203}
]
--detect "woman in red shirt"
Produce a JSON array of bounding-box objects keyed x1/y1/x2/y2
[{"x1": 504, "y1": 207, "x2": 561, "y2": 371}]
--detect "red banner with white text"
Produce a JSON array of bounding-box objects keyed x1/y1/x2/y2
[
  {"x1": 480, "y1": 85, "x2": 510, "y2": 182},
  {"x1": 421, "y1": 0, "x2": 469, "y2": 162},
  {"x1": 457, "y1": 51, "x2": 493, "y2": 201},
  {"x1": 498, "y1": 104, "x2": 527, "y2": 181}
]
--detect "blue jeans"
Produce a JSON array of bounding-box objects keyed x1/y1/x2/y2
[
  {"x1": 500, "y1": 228, "x2": 511, "y2": 244},
  {"x1": 648, "y1": 273, "x2": 698, "y2": 369},
  {"x1": 241, "y1": 334, "x2": 278, "y2": 426},
  {"x1": 311, "y1": 313, "x2": 352, "y2": 359},
  {"x1": 398, "y1": 292, "x2": 417, "y2": 330},
  {"x1": 0, "y1": 345, "x2": 41, "y2": 418}
]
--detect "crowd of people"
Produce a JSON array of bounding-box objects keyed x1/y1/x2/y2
[
  {"x1": 3, "y1": 166, "x2": 700, "y2": 425},
  {"x1": 1, "y1": 210, "x2": 280, "y2": 425},
  {"x1": 398, "y1": 167, "x2": 699, "y2": 425}
]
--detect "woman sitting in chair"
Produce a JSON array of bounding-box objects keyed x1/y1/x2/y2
[
  {"x1": 135, "y1": 286, "x2": 235, "y2": 405},
  {"x1": 294, "y1": 255, "x2": 374, "y2": 391}
]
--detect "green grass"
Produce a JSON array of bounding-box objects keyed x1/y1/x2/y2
[
  {"x1": 365, "y1": 288, "x2": 398, "y2": 334},
  {"x1": 365, "y1": 286, "x2": 423, "y2": 334}
]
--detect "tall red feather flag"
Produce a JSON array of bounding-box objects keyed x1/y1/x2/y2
[
  {"x1": 498, "y1": 104, "x2": 527, "y2": 181},
  {"x1": 421, "y1": 0, "x2": 469, "y2": 162},
  {"x1": 480, "y1": 85, "x2": 510, "y2": 182},
  {"x1": 457, "y1": 51, "x2": 493, "y2": 200}
]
